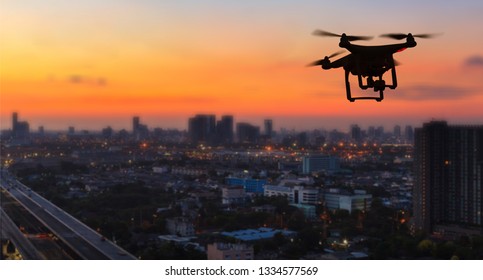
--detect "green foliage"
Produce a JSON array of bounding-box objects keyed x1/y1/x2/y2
[
  {"x1": 286, "y1": 210, "x2": 307, "y2": 231},
  {"x1": 139, "y1": 243, "x2": 206, "y2": 260},
  {"x1": 417, "y1": 239, "x2": 435, "y2": 257}
]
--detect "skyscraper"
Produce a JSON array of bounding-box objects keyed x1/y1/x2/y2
[
  {"x1": 405, "y1": 125, "x2": 414, "y2": 143},
  {"x1": 132, "y1": 116, "x2": 140, "y2": 134},
  {"x1": 12, "y1": 112, "x2": 18, "y2": 130},
  {"x1": 413, "y1": 121, "x2": 483, "y2": 238},
  {"x1": 236, "y1": 123, "x2": 260, "y2": 144},
  {"x1": 132, "y1": 116, "x2": 148, "y2": 141},
  {"x1": 188, "y1": 114, "x2": 216, "y2": 145},
  {"x1": 216, "y1": 115, "x2": 234, "y2": 145},
  {"x1": 351, "y1": 124, "x2": 362, "y2": 143},
  {"x1": 11, "y1": 112, "x2": 30, "y2": 141},
  {"x1": 393, "y1": 125, "x2": 401, "y2": 138},
  {"x1": 264, "y1": 119, "x2": 273, "y2": 138},
  {"x1": 375, "y1": 126, "x2": 384, "y2": 140}
]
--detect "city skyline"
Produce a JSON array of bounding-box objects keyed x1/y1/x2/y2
[
  {"x1": 0, "y1": 111, "x2": 455, "y2": 135},
  {"x1": 1, "y1": 1, "x2": 483, "y2": 131}
]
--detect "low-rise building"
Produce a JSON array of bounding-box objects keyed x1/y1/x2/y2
[
  {"x1": 166, "y1": 217, "x2": 195, "y2": 237},
  {"x1": 221, "y1": 185, "x2": 246, "y2": 205},
  {"x1": 290, "y1": 203, "x2": 317, "y2": 220},
  {"x1": 221, "y1": 227, "x2": 296, "y2": 242},
  {"x1": 302, "y1": 155, "x2": 340, "y2": 174},
  {"x1": 324, "y1": 189, "x2": 372, "y2": 213},
  {"x1": 225, "y1": 177, "x2": 267, "y2": 193},
  {"x1": 207, "y1": 242, "x2": 254, "y2": 260},
  {"x1": 264, "y1": 185, "x2": 320, "y2": 204}
]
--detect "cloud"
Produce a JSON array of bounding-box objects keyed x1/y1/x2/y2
[
  {"x1": 392, "y1": 85, "x2": 477, "y2": 101},
  {"x1": 79, "y1": 95, "x2": 217, "y2": 105},
  {"x1": 464, "y1": 55, "x2": 483, "y2": 68},
  {"x1": 68, "y1": 75, "x2": 107, "y2": 86}
]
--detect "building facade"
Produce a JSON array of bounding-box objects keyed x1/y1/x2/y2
[
  {"x1": 264, "y1": 185, "x2": 320, "y2": 204},
  {"x1": 188, "y1": 114, "x2": 216, "y2": 145},
  {"x1": 207, "y1": 243, "x2": 254, "y2": 260},
  {"x1": 302, "y1": 155, "x2": 340, "y2": 174},
  {"x1": 166, "y1": 217, "x2": 195, "y2": 237},
  {"x1": 221, "y1": 185, "x2": 246, "y2": 205},
  {"x1": 236, "y1": 123, "x2": 260, "y2": 144},
  {"x1": 225, "y1": 177, "x2": 267, "y2": 194},
  {"x1": 413, "y1": 121, "x2": 483, "y2": 237},
  {"x1": 216, "y1": 115, "x2": 234, "y2": 145},
  {"x1": 323, "y1": 189, "x2": 372, "y2": 213}
]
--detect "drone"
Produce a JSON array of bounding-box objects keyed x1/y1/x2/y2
[{"x1": 309, "y1": 30, "x2": 438, "y2": 102}]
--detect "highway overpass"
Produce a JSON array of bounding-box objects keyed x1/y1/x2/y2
[{"x1": 1, "y1": 171, "x2": 137, "y2": 260}]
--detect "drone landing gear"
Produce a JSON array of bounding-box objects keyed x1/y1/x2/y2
[{"x1": 346, "y1": 71, "x2": 384, "y2": 102}]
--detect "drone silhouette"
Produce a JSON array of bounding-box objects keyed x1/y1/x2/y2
[{"x1": 309, "y1": 30, "x2": 439, "y2": 102}]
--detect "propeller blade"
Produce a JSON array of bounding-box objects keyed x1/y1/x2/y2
[
  {"x1": 380, "y1": 33, "x2": 442, "y2": 40},
  {"x1": 312, "y1": 29, "x2": 341, "y2": 38},
  {"x1": 307, "y1": 59, "x2": 325, "y2": 67},
  {"x1": 380, "y1": 33, "x2": 408, "y2": 40},
  {"x1": 312, "y1": 29, "x2": 373, "y2": 41},
  {"x1": 346, "y1": 35, "x2": 373, "y2": 41},
  {"x1": 413, "y1": 33, "x2": 442, "y2": 39}
]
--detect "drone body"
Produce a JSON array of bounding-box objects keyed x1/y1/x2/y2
[{"x1": 310, "y1": 30, "x2": 437, "y2": 102}]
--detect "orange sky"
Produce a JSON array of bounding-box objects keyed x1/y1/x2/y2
[{"x1": 1, "y1": 1, "x2": 483, "y2": 131}]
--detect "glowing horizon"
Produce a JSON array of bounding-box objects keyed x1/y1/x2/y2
[{"x1": 1, "y1": 1, "x2": 483, "y2": 131}]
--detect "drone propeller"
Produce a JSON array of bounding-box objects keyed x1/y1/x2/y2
[
  {"x1": 312, "y1": 29, "x2": 373, "y2": 41},
  {"x1": 307, "y1": 59, "x2": 326, "y2": 67},
  {"x1": 380, "y1": 33, "x2": 441, "y2": 40},
  {"x1": 307, "y1": 50, "x2": 345, "y2": 67}
]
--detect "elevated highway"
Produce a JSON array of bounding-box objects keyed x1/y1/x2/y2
[
  {"x1": 1, "y1": 208, "x2": 44, "y2": 259},
  {"x1": 1, "y1": 171, "x2": 136, "y2": 260}
]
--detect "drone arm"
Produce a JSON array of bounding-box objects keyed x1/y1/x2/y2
[{"x1": 330, "y1": 55, "x2": 350, "y2": 69}]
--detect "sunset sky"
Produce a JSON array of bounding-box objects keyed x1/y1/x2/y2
[{"x1": 1, "y1": 0, "x2": 483, "y2": 131}]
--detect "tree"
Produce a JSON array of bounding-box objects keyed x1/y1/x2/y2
[
  {"x1": 287, "y1": 210, "x2": 307, "y2": 231},
  {"x1": 417, "y1": 239, "x2": 435, "y2": 258}
]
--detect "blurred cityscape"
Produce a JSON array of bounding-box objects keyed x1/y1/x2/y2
[{"x1": 1, "y1": 112, "x2": 482, "y2": 260}]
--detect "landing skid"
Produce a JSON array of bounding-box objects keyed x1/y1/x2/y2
[{"x1": 345, "y1": 70, "x2": 384, "y2": 102}]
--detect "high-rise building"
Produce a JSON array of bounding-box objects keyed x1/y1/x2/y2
[
  {"x1": 12, "y1": 112, "x2": 18, "y2": 130},
  {"x1": 375, "y1": 126, "x2": 384, "y2": 139},
  {"x1": 367, "y1": 126, "x2": 375, "y2": 139},
  {"x1": 394, "y1": 125, "x2": 401, "y2": 138},
  {"x1": 188, "y1": 114, "x2": 216, "y2": 145},
  {"x1": 132, "y1": 116, "x2": 148, "y2": 141},
  {"x1": 351, "y1": 124, "x2": 362, "y2": 143},
  {"x1": 11, "y1": 112, "x2": 30, "y2": 141},
  {"x1": 405, "y1": 125, "x2": 414, "y2": 143},
  {"x1": 102, "y1": 126, "x2": 113, "y2": 138},
  {"x1": 132, "y1": 116, "x2": 140, "y2": 134},
  {"x1": 236, "y1": 122, "x2": 260, "y2": 144},
  {"x1": 216, "y1": 115, "x2": 234, "y2": 145},
  {"x1": 413, "y1": 121, "x2": 483, "y2": 238},
  {"x1": 264, "y1": 119, "x2": 273, "y2": 138}
]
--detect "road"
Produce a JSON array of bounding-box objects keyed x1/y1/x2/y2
[
  {"x1": 1, "y1": 192, "x2": 77, "y2": 260},
  {"x1": 1, "y1": 171, "x2": 136, "y2": 260},
  {"x1": 1, "y1": 208, "x2": 44, "y2": 260}
]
